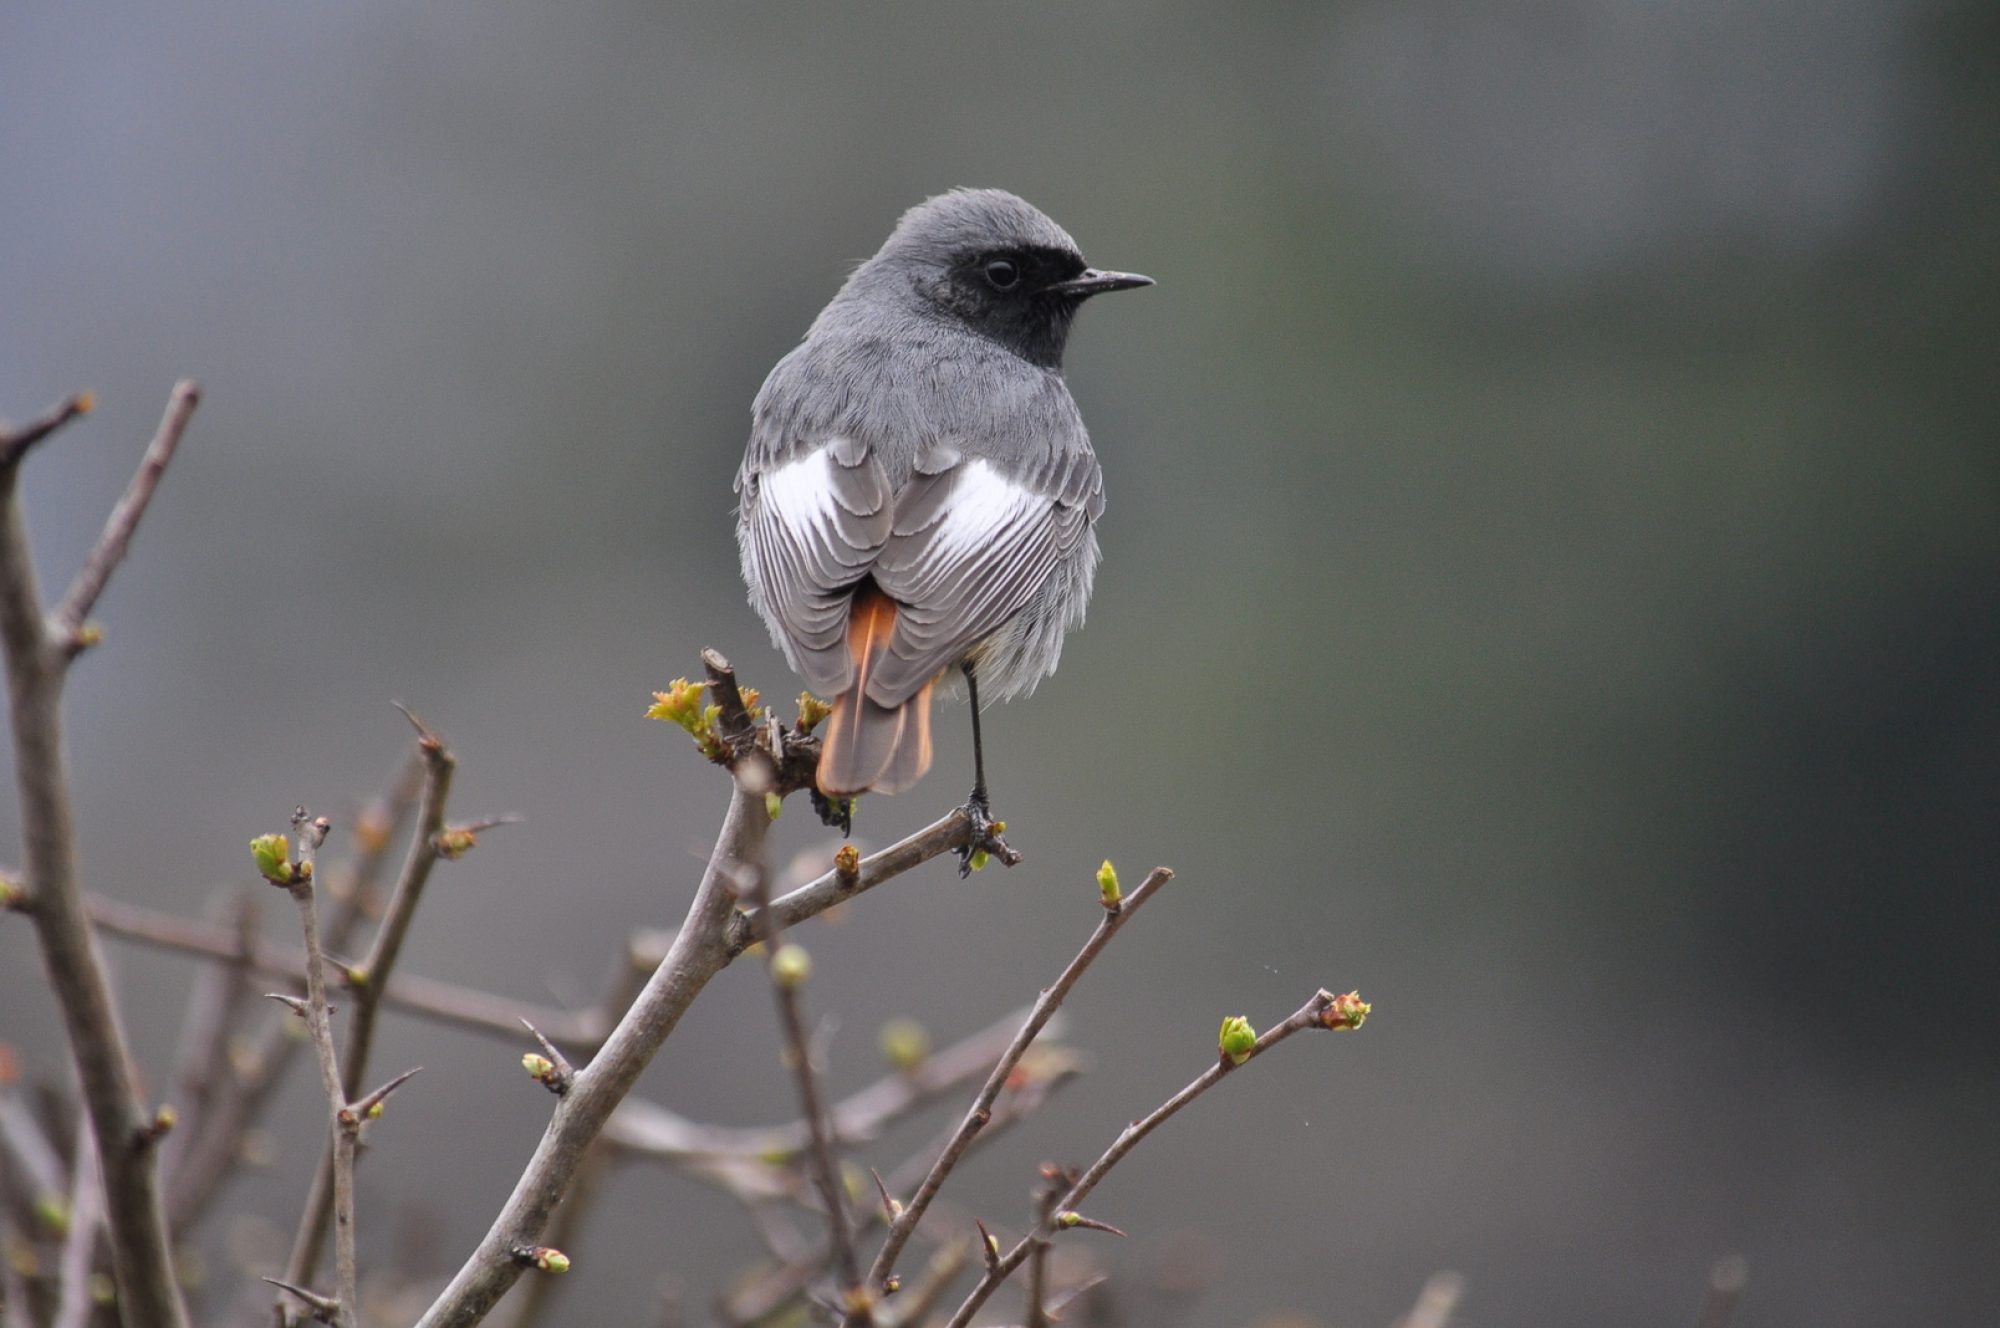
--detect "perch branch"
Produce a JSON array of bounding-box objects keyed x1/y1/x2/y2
[{"x1": 0, "y1": 383, "x2": 197, "y2": 1328}]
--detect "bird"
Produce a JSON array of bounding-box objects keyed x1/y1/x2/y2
[{"x1": 734, "y1": 188, "x2": 1151, "y2": 849}]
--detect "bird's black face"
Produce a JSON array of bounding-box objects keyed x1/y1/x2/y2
[{"x1": 933, "y1": 245, "x2": 1151, "y2": 369}]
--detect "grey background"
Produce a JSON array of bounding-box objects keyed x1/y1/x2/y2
[{"x1": 3, "y1": 2, "x2": 1996, "y2": 1325}]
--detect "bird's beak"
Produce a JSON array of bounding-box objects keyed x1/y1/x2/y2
[{"x1": 1041, "y1": 268, "x2": 1155, "y2": 297}]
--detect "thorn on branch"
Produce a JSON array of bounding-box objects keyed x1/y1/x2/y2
[
  {"x1": 343, "y1": 1066, "x2": 421, "y2": 1130},
  {"x1": 975, "y1": 1218, "x2": 1002, "y2": 1274},
  {"x1": 1053, "y1": 1210, "x2": 1126, "y2": 1238},
  {"x1": 263, "y1": 993, "x2": 329, "y2": 1019},
  {"x1": 262, "y1": 1276, "x2": 340, "y2": 1323}
]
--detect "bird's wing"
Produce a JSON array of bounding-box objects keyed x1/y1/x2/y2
[
  {"x1": 865, "y1": 442, "x2": 1103, "y2": 707},
  {"x1": 736, "y1": 435, "x2": 893, "y2": 695}
]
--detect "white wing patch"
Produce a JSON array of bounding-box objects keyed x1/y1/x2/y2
[
  {"x1": 759, "y1": 447, "x2": 841, "y2": 545},
  {"x1": 921, "y1": 460, "x2": 1043, "y2": 560}
]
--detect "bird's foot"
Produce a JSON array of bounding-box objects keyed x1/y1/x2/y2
[
  {"x1": 810, "y1": 789, "x2": 854, "y2": 837},
  {"x1": 955, "y1": 792, "x2": 1021, "y2": 878}
]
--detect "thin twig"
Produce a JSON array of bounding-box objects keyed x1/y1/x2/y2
[
  {"x1": 50, "y1": 380, "x2": 201, "y2": 654},
  {"x1": 862, "y1": 868, "x2": 1173, "y2": 1301},
  {"x1": 280, "y1": 809, "x2": 358, "y2": 1328},
  {"x1": 944, "y1": 989, "x2": 1364, "y2": 1328},
  {"x1": 0, "y1": 383, "x2": 196, "y2": 1327}
]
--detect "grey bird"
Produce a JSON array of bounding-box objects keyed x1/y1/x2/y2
[{"x1": 735, "y1": 188, "x2": 1151, "y2": 839}]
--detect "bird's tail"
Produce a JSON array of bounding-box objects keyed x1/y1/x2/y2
[{"x1": 817, "y1": 587, "x2": 934, "y2": 797}]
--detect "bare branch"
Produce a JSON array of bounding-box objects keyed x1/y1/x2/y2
[
  {"x1": 945, "y1": 989, "x2": 1367, "y2": 1328},
  {"x1": 50, "y1": 380, "x2": 201, "y2": 654},
  {"x1": 0, "y1": 384, "x2": 193, "y2": 1326},
  {"x1": 863, "y1": 867, "x2": 1173, "y2": 1299}
]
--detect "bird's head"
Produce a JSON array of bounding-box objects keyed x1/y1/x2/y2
[{"x1": 851, "y1": 188, "x2": 1152, "y2": 368}]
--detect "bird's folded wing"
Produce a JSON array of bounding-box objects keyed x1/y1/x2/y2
[
  {"x1": 866, "y1": 445, "x2": 1102, "y2": 708},
  {"x1": 738, "y1": 436, "x2": 892, "y2": 694}
]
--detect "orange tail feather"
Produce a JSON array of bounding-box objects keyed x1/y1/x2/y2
[{"x1": 817, "y1": 589, "x2": 935, "y2": 797}]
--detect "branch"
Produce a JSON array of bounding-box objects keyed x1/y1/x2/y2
[
  {"x1": 50, "y1": 380, "x2": 201, "y2": 654},
  {"x1": 862, "y1": 866, "x2": 1173, "y2": 1300},
  {"x1": 0, "y1": 384, "x2": 195, "y2": 1327},
  {"x1": 944, "y1": 989, "x2": 1369, "y2": 1328}
]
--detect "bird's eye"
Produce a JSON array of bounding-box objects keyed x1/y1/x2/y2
[{"x1": 983, "y1": 258, "x2": 1019, "y2": 290}]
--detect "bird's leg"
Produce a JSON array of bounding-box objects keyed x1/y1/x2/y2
[{"x1": 956, "y1": 661, "x2": 995, "y2": 877}]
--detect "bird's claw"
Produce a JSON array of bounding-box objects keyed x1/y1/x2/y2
[
  {"x1": 810, "y1": 788, "x2": 854, "y2": 837},
  {"x1": 955, "y1": 793, "x2": 1020, "y2": 878}
]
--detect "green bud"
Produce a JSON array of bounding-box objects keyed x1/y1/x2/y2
[
  {"x1": 533, "y1": 1247, "x2": 570, "y2": 1274},
  {"x1": 250, "y1": 834, "x2": 291, "y2": 885},
  {"x1": 967, "y1": 848, "x2": 989, "y2": 872},
  {"x1": 522, "y1": 1053, "x2": 555, "y2": 1082},
  {"x1": 365, "y1": 1100, "x2": 384, "y2": 1120},
  {"x1": 1096, "y1": 859, "x2": 1121, "y2": 908},
  {"x1": 765, "y1": 791, "x2": 784, "y2": 821},
  {"x1": 878, "y1": 1017, "x2": 931, "y2": 1071},
  {"x1": 434, "y1": 827, "x2": 478, "y2": 859},
  {"x1": 1219, "y1": 1015, "x2": 1257, "y2": 1065},
  {"x1": 771, "y1": 942, "x2": 812, "y2": 989},
  {"x1": 88, "y1": 1271, "x2": 115, "y2": 1304}
]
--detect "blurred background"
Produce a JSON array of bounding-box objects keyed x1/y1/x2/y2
[{"x1": 3, "y1": 2, "x2": 1996, "y2": 1324}]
